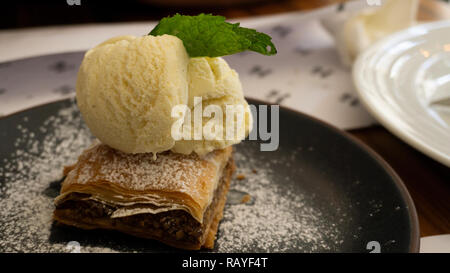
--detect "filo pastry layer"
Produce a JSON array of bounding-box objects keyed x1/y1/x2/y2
[{"x1": 54, "y1": 144, "x2": 233, "y2": 224}]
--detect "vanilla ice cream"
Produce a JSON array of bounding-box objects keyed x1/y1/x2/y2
[
  {"x1": 76, "y1": 35, "x2": 251, "y2": 156},
  {"x1": 171, "y1": 57, "x2": 252, "y2": 156},
  {"x1": 76, "y1": 34, "x2": 189, "y2": 154}
]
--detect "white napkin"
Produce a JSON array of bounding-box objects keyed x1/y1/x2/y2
[{"x1": 321, "y1": 0, "x2": 419, "y2": 67}]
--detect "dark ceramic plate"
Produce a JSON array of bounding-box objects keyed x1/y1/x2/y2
[{"x1": 0, "y1": 98, "x2": 419, "y2": 253}]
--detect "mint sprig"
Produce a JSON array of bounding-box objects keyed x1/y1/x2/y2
[{"x1": 149, "y1": 14, "x2": 277, "y2": 58}]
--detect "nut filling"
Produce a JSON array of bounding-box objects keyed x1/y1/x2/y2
[{"x1": 54, "y1": 160, "x2": 233, "y2": 247}]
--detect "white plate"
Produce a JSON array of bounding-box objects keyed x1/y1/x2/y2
[{"x1": 353, "y1": 21, "x2": 450, "y2": 167}]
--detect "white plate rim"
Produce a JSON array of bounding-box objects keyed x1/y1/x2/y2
[{"x1": 353, "y1": 20, "x2": 450, "y2": 167}]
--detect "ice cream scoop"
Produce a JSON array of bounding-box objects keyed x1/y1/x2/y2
[
  {"x1": 171, "y1": 57, "x2": 252, "y2": 156},
  {"x1": 76, "y1": 34, "x2": 251, "y2": 156},
  {"x1": 76, "y1": 34, "x2": 190, "y2": 155}
]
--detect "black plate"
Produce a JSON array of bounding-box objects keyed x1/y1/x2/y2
[{"x1": 0, "y1": 98, "x2": 419, "y2": 253}]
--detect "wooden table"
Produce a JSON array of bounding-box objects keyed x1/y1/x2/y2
[{"x1": 2, "y1": 0, "x2": 449, "y2": 238}]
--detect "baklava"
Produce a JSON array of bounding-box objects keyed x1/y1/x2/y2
[{"x1": 53, "y1": 143, "x2": 234, "y2": 250}]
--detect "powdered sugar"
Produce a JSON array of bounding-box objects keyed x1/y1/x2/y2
[
  {"x1": 0, "y1": 99, "x2": 99, "y2": 252},
  {"x1": 65, "y1": 143, "x2": 224, "y2": 196},
  {"x1": 58, "y1": 143, "x2": 230, "y2": 223},
  {"x1": 216, "y1": 149, "x2": 342, "y2": 253},
  {"x1": 0, "y1": 99, "x2": 343, "y2": 252}
]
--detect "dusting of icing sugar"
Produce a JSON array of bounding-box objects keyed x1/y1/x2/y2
[
  {"x1": 0, "y1": 100, "x2": 115, "y2": 252},
  {"x1": 0, "y1": 100, "x2": 343, "y2": 252},
  {"x1": 73, "y1": 144, "x2": 205, "y2": 193},
  {"x1": 63, "y1": 143, "x2": 227, "y2": 211},
  {"x1": 215, "y1": 149, "x2": 343, "y2": 253}
]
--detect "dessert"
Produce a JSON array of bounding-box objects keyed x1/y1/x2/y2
[
  {"x1": 76, "y1": 34, "x2": 190, "y2": 155},
  {"x1": 54, "y1": 143, "x2": 234, "y2": 250},
  {"x1": 172, "y1": 57, "x2": 252, "y2": 156},
  {"x1": 53, "y1": 14, "x2": 276, "y2": 250}
]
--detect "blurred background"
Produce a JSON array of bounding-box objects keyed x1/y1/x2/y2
[{"x1": 0, "y1": 0, "x2": 342, "y2": 29}]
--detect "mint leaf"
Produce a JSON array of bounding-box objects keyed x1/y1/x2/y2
[{"x1": 149, "y1": 14, "x2": 277, "y2": 57}]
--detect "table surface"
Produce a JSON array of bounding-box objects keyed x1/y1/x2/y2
[
  {"x1": 227, "y1": 0, "x2": 450, "y2": 239},
  {"x1": 298, "y1": 0, "x2": 450, "y2": 238},
  {"x1": 317, "y1": 0, "x2": 449, "y2": 238},
  {"x1": 2, "y1": 0, "x2": 449, "y2": 238}
]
